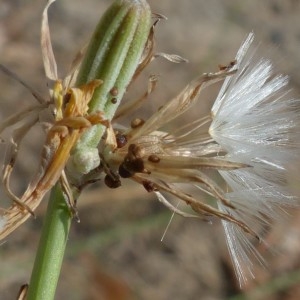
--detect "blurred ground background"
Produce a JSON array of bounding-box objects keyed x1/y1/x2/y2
[{"x1": 1, "y1": 0, "x2": 300, "y2": 299}]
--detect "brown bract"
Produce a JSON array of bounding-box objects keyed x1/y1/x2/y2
[{"x1": 0, "y1": 0, "x2": 107, "y2": 240}]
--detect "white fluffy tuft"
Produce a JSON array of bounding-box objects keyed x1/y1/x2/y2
[{"x1": 210, "y1": 33, "x2": 300, "y2": 285}]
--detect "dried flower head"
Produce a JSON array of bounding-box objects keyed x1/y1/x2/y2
[{"x1": 101, "y1": 32, "x2": 300, "y2": 285}]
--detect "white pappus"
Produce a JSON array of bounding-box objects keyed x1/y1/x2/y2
[{"x1": 210, "y1": 32, "x2": 300, "y2": 284}]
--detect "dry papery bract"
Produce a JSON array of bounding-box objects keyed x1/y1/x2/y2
[{"x1": 0, "y1": 0, "x2": 107, "y2": 239}]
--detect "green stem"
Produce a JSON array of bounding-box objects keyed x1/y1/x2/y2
[
  {"x1": 26, "y1": 184, "x2": 71, "y2": 300},
  {"x1": 26, "y1": 0, "x2": 151, "y2": 299}
]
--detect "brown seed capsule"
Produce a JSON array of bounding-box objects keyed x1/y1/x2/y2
[
  {"x1": 104, "y1": 174, "x2": 121, "y2": 189},
  {"x1": 131, "y1": 118, "x2": 145, "y2": 128},
  {"x1": 116, "y1": 133, "x2": 127, "y2": 148},
  {"x1": 129, "y1": 157, "x2": 145, "y2": 173},
  {"x1": 119, "y1": 164, "x2": 132, "y2": 178},
  {"x1": 148, "y1": 154, "x2": 160, "y2": 163},
  {"x1": 218, "y1": 60, "x2": 236, "y2": 71},
  {"x1": 218, "y1": 64, "x2": 227, "y2": 71},
  {"x1": 109, "y1": 86, "x2": 118, "y2": 96},
  {"x1": 128, "y1": 143, "x2": 141, "y2": 157},
  {"x1": 142, "y1": 180, "x2": 157, "y2": 192}
]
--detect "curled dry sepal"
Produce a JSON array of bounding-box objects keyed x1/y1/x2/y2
[
  {"x1": 0, "y1": 0, "x2": 108, "y2": 239},
  {"x1": 101, "y1": 33, "x2": 300, "y2": 285},
  {"x1": 0, "y1": 0, "x2": 151, "y2": 239},
  {"x1": 0, "y1": 0, "x2": 299, "y2": 287}
]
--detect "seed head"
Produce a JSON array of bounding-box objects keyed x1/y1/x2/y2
[{"x1": 102, "y1": 32, "x2": 300, "y2": 286}]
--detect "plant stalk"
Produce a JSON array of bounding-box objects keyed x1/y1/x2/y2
[
  {"x1": 26, "y1": 0, "x2": 151, "y2": 299},
  {"x1": 26, "y1": 184, "x2": 71, "y2": 300}
]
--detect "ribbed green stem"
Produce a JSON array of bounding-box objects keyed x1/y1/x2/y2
[
  {"x1": 26, "y1": 184, "x2": 71, "y2": 300},
  {"x1": 26, "y1": 0, "x2": 151, "y2": 299},
  {"x1": 71, "y1": 0, "x2": 151, "y2": 174}
]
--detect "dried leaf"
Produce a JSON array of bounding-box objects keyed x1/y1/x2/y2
[
  {"x1": 41, "y1": 0, "x2": 58, "y2": 80},
  {"x1": 154, "y1": 52, "x2": 188, "y2": 63}
]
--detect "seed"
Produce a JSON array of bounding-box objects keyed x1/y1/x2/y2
[
  {"x1": 148, "y1": 154, "x2": 160, "y2": 163},
  {"x1": 118, "y1": 164, "x2": 132, "y2": 178},
  {"x1": 131, "y1": 118, "x2": 145, "y2": 128},
  {"x1": 104, "y1": 174, "x2": 121, "y2": 189},
  {"x1": 109, "y1": 86, "x2": 118, "y2": 96},
  {"x1": 130, "y1": 157, "x2": 145, "y2": 173},
  {"x1": 116, "y1": 133, "x2": 127, "y2": 148},
  {"x1": 142, "y1": 180, "x2": 157, "y2": 192}
]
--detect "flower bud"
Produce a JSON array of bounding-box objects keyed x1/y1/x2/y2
[{"x1": 71, "y1": 0, "x2": 152, "y2": 174}]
